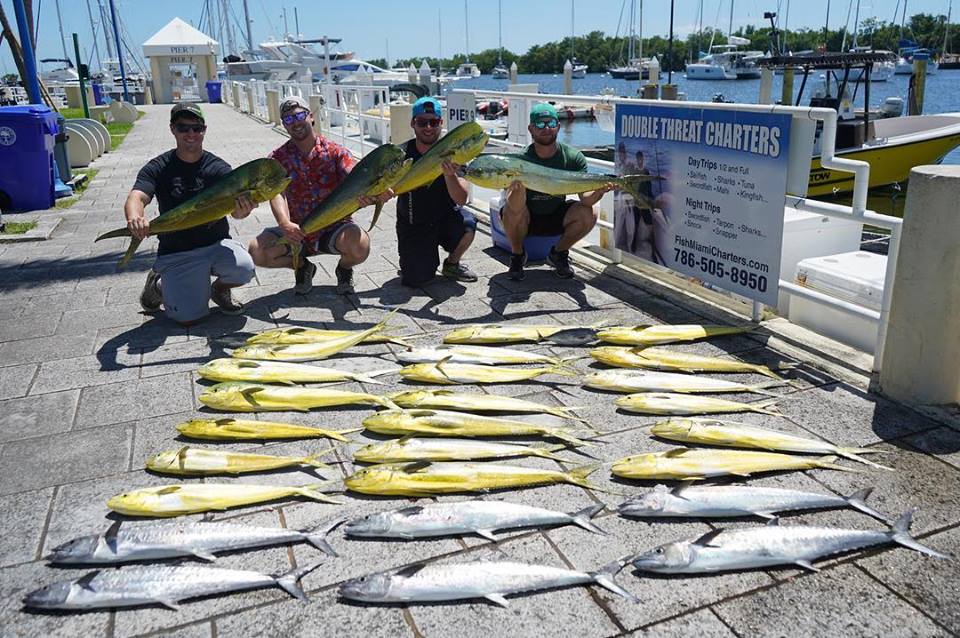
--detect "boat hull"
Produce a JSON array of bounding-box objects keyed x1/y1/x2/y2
[{"x1": 685, "y1": 64, "x2": 737, "y2": 80}]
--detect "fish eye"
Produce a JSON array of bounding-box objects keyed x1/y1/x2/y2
[{"x1": 655, "y1": 548, "x2": 664, "y2": 554}]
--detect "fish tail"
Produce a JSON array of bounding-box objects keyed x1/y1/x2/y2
[
  {"x1": 589, "y1": 554, "x2": 639, "y2": 602},
  {"x1": 889, "y1": 509, "x2": 951, "y2": 559},
  {"x1": 750, "y1": 380, "x2": 789, "y2": 396},
  {"x1": 569, "y1": 504, "x2": 608, "y2": 535},
  {"x1": 843, "y1": 488, "x2": 893, "y2": 524},
  {"x1": 565, "y1": 463, "x2": 606, "y2": 491},
  {"x1": 547, "y1": 363, "x2": 580, "y2": 378},
  {"x1": 531, "y1": 443, "x2": 572, "y2": 461},
  {"x1": 296, "y1": 483, "x2": 341, "y2": 504},
  {"x1": 376, "y1": 394, "x2": 402, "y2": 410},
  {"x1": 116, "y1": 236, "x2": 143, "y2": 270},
  {"x1": 368, "y1": 201, "x2": 384, "y2": 231},
  {"x1": 616, "y1": 176, "x2": 657, "y2": 209},
  {"x1": 546, "y1": 405, "x2": 590, "y2": 423},
  {"x1": 835, "y1": 448, "x2": 894, "y2": 471},
  {"x1": 813, "y1": 455, "x2": 865, "y2": 474},
  {"x1": 328, "y1": 427, "x2": 363, "y2": 442},
  {"x1": 754, "y1": 365, "x2": 786, "y2": 380},
  {"x1": 353, "y1": 368, "x2": 401, "y2": 385},
  {"x1": 750, "y1": 399, "x2": 781, "y2": 416},
  {"x1": 95, "y1": 226, "x2": 132, "y2": 241},
  {"x1": 554, "y1": 355, "x2": 587, "y2": 371},
  {"x1": 275, "y1": 560, "x2": 324, "y2": 601},
  {"x1": 385, "y1": 336, "x2": 412, "y2": 346},
  {"x1": 548, "y1": 428, "x2": 597, "y2": 448},
  {"x1": 302, "y1": 449, "x2": 336, "y2": 468},
  {"x1": 302, "y1": 518, "x2": 344, "y2": 556}
]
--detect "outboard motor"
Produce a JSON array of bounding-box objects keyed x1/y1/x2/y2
[{"x1": 879, "y1": 96, "x2": 904, "y2": 118}]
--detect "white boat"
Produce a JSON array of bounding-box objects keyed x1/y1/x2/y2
[
  {"x1": 894, "y1": 48, "x2": 938, "y2": 74},
  {"x1": 456, "y1": 62, "x2": 481, "y2": 78},
  {"x1": 492, "y1": 65, "x2": 510, "y2": 79},
  {"x1": 607, "y1": 0, "x2": 659, "y2": 80},
  {"x1": 686, "y1": 41, "x2": 761, "y2": 80},
  {"x1": 845, "y1": 49, "x2": 896, "y2": 82},
  {"x1": 571, "y1": 59, "x2": 588, "y2": 78},
  {"x1": 492, "y1": 0, "x2": 509, "y2": 78}
]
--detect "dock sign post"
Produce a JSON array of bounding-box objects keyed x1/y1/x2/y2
[
  {"x1": 446, "y1": 90, "x2": 476, "y2": 130},
  {"x1": 613, "y1": 104, "x2": 792, "y2": 306}
]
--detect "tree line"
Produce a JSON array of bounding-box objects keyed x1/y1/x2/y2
[{"x1": 378, "y1": 13, "x2": 956, "y2": 74}]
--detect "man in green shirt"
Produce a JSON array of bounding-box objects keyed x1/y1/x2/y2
[{"x1": 500, "y1": 103, "x2": 610, "y2": 280}]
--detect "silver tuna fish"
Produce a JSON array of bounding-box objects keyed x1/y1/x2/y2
[{"x1": 344, "y1": 501, "x2": 606, "y2": 540}]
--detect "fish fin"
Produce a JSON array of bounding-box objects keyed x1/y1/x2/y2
[
  {"x1": 754, "y1": 511, "x2": 777, "y2": 520},
  {"x1": 276, "y1": 560, "x2": 324, "y2": 601},
  {"x1": 670, "y1": 481, "x2": 694, "y2": 499},
  {"x1": 103, "y1": 520, "x2": 122, "y2": 552},
  {"x1": 730, "y1": 471, "x2": 753, "y2": 477},
  {"x1": 239, "y1": 386, "x2": 265, "y2": 407},
  {"x1": 844, "y1": 488, "x2": 892, "y2": 524},
  {"x1": 400, "y1": 461, "x2": 433, "y2": 474},
  {"x1": 175, "y1": 445, "x2": 190, "y2": 471},
  {"x1": 326, "y1": 427, "x2": 361, "y2": 442},
  {"x1": 156, "y1": 486, "x2": 182, "y2": 495},
  {"x1": 432, "y1": 355, "x2": 455, "y2": 382},
  {"x1": 889, "y1": 509, "x2": 951, "y2": 559},
  {"x1": 76, "y1": 571, "x2": 99, "y2": 591},
  {"x1": 475, "y1": 529, "x2": 498, "y2": 541},
  {"x1": 396, "y1": 563, "x2": 427, "y2": 578},
  {"x1": 814, "y1": 455, "x2": 864, "y2": 474},
  {"x1": 215, "y1": 418, "x2": 237, "y2": 425},
  {"x1": 117, "y1": 237, "x2": 144, "y2": 270},
  {"x1": 692, "y1": 529, "x2": 724, "y2": 547},
  {"x1": 766, "y1": 517, "x2": 781, "y2": 527},
  {"x1": 297, "y1": 484, "x2": 341, "y2": 504},
  {"x1": 794, "y1": 559, "x2": 820, "y2": 573},
  {"x1": 663, "y1": 448, "x2": 690, "y2": 458},
  {"x1": 570, "y1": 504, "x2": 607, "y2": 535},
  {"x1": 835, "y1": 448, "x2": 893, "y2": 471},
  {"x1": 235, "y1": 361, "x2": 261, "y2": 369},
  {"x1": 396, "y1": 505, "x2": 425, "y2": 517},
  {"x1": 484, "y1": 593, "x2": 510, "y2": 607},
  {"x1": 303, "y1": 518, "x2": 344, "y2": 556},
  {"x1": 589, "y1": 554, "x2": 638, "y2": 602},
  {"x1": 367, "y1": 201, "x2": 384, "y2": 231},
  {"x1": 189, "y1": 548, "x2": 218, "y2": 562},
  {"x1": 156, "y1": 598, "x2": 181, "y2": 611}
]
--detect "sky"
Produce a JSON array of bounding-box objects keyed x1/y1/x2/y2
[{"x1": 0, "y1": 0, "x2": 954, "y2": 75}]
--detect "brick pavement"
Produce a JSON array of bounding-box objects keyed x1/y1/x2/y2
[{"x1": 0, "y1": 104, "x2": 957, "y2": 637}]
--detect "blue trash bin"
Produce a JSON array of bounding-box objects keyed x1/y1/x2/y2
[
  {"x1": 205, "y1": 81, "x2": 223, "y2": 103},
  {"x1": 0, "y1": 105, "x2": 59, "y2": 212},
  {"x1": 91, "y1": 83, "x2": 104, "y2": 105}
]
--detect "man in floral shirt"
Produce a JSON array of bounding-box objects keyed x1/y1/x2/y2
[{"x1": 248, "y1": 96, "x2": 371, "y2": 294}]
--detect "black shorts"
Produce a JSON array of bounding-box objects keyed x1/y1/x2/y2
[
  {"x1": 501, "y1": 200, "x2": 574, "y2": 237},
  {"x1": 397, "y1": 208, "x2": 477, "y2": 286}
]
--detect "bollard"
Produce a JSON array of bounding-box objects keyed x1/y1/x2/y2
[
  {"x1": 759, "y1": 67, "x2": 774, "y2": 104},
  {"x1": 563, "y1": 60, "x2": 573, "y2": 95},
  {"x1": 641, "y1": 84, "x2": 659, "y2": 99},
  {"x1": 246, "y1": 84, "x2": 256, "y2": 115},
  {"x1": 781, "y1": 68, "x2": 795, "y2": 106},
  {"x1": 233, "y1": 83, "x2": 241, "y2": 110},
  {"x1": 266, "y1": 89, "x2": 281, "y2": 124},
  {"x1": 390, "y1": 102, "x2": 414, "y2": 145},
  {"x1": 648, "y1": 56, "x2": 661, "y2": 86},
  {"x1": 880, "y1": 165, "x2": 960, "y2": 404},
  {"x1": 418, "y1": 60, "x2": 432, "y2": 93},
  {"x1": 407, "y1": 63, "x2": 417, "y2": 85},
  {"x1": 660, "y1": 84, "x2": 678, "y2": 100},
  {"x1": 909, "y1": 53, "x2": 928, "y2": 115},
  {"x1": 510, "y1": 61, "x2": 518, "y2": 83}
]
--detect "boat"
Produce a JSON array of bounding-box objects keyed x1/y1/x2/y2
[
  {"x1": 568, "y1": 1, "x2": 588, "y2": 78},
  {"x1": 844, "y1": 48, "x2": 896, "y2": 82},
  {"x1": 758, "y1": 52, "x2": 960, "y2": 195},
  {"x1": 686, "y1": 42, "x2": 760, "y2": 80},
  {"x1": 457, "y1": 0, "x2": 481, "y2": 78},
  {"x1": 492, "y1": 0, "x2": 509, "y2": 78},
  {"x1": 492, "y1": 65, "x2": 510, "y2": 79},
  {"x1": 895, "y1": 45, "x2": 939, "y2": 74},
  {"x1": 608, "y1": 0, "x2": 659, "y2": 80},
  {"x1": 941, "y1": 1, "x2": 959, "y2": 69}
]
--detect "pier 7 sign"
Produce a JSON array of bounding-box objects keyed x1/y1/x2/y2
[{"x1": 613, "y1": 104, "x2": 791, "y2": 306}]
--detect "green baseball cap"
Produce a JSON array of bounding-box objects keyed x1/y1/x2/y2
[
  {"x1": 529, "y1": 102, "x2": 558, "y2": 124},
  {"x1": 170, "y1": 102, "x2": 205, "y2": 122}
]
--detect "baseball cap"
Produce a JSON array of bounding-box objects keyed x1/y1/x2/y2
[
  {"x1": 412, "y1": 97, "x2": 442, "y2": 118},
  {"x1": 280, "y1": 95, "x2": 310, "y2": 115},
  {"x1": 170, "y1": 102, "x2": 204, "y2": 122},
  {"x1": 529, "y1": 102, "x2": 558, "y2": 124}
]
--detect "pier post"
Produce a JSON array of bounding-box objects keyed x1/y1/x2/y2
[
  {"x1": 563, "y1": 60, "x2": 573, "y2": 95},
  {"x1": 641, "y1": 84, "x2": 659, "y2": 99},
  {"x1": 510, "y1": 61, "x2": 518, "y2": 83},
  {"x1": 909, "y1": 52, "x2": 928, "y2": 115},
  {"x1": 246, "y1": 84, "x2": 256, "y2": 115},
  {"x1": 266, "y1": 89, "x2": 280, "y2": 124},
  {"x1": 759, "y1": 68, "x2": 773, "y2": 104},
  {"x1": 418, "y1": 60, "x2": 432, "y2": 92},
  {"x1": 309, "y1": 94, "x2": 324, "y2": 132},
  {"x1": 661, "y1": 84, "x2": 678, "y2": 100},
  {"x1": 781, "y1": 68, "x2": 795, "y2": 106},
  {"x1": 407, "y1": 64, "x2": 417, "y2": 85},
  {"x1": 233, "y1": 83, "x2": 241, "y2": 110},
  {"x1": 880, "y1": 165, "x2": 960, "y2": 404}
]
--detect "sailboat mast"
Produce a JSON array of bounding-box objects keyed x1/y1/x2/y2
[
  {"x1": 499, "y1": 0, "x2": 503, "y2": 64},
  {"x1": 84, "y1": 0, "x2": 102, "y2": 70},
  {"x1": 728, "y1": 0, "x2": 735, "y2": 39},
  {"x1": 242, "y1": 0, "x2": 253, "y2": 53},
  {"x1": 570, "y1": 0, "x2": 574, "y2": 61},
  {"x1": 464, "y1": 0, "x2": 470, "y2": 63},
  {"x1": 852, "y1": 0, "x2": 861, "y2": 49},
  {"x1": 638, "y1": 0, "x2": 643, "y2": 60},
  {"x1": 438, "y1": 9, "x2": 443, "y2": 73},
  {"x1": 627, "y1": 0, "x2": 635, "y2": 62},
  {"x1": 55, "y1": 0, "x2": 70, "y2": 61},
  {"x1": 945, "y1": 0, "x2": 952, "y2": 54}
]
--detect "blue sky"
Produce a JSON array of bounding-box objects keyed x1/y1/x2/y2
[{"x1": 1, "y1": 0, "x2": 953, "y2": 75}]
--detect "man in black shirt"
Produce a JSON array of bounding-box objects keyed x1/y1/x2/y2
[
  {"x1": 124, "y1": 103, "x2": 256, "y2": 325},
  {"x1": 395, "y1": 97, "x2": 477, "y2": 287}
]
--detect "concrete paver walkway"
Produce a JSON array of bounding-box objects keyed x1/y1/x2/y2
[{"x1": 1, "y1": 104, "x2": 958, "y2": 637}]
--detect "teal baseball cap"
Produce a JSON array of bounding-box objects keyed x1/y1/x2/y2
[
  {"x1": 412, "y1": 97, "x2": 443, "y2": 118},
  {"x1": 529, "y1": 102, "x2": 558, "y2": 124}
]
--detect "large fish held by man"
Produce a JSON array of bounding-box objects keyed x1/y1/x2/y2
[{"x1": 95, "y1": 158, "x2": 290, "y2": 268}]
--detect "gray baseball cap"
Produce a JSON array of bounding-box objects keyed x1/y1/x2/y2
[{"x1": 280, "y1": 95, "x2": 310, "y2": 114}]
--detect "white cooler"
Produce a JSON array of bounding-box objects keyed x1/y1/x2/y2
[{"x1": 788, "y1": 250, "x2": 887, "y2": 354}]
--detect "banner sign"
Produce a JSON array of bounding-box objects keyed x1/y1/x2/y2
[{"x1": 614, "y1": 103, "x2": 792, "y2": 306}]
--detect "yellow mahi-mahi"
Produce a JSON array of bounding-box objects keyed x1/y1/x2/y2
[
  {"x1": 388, "y1": 389, "x2": 586, "y2": 422},
  {"x1": 615, "y1": 393, "x2": 781, "y2": 416},
  {"x1": 198, "y1": 358, "x2": 394, "y2": 385},
  {"x1": 353, "y1": 438, "x2": 572, "y2": 463},
  {"x1": 176, "y1": 417, "x2": 358, "y2": 442},
  {"x1": 107, "y1": 483, "x2": 339, "y2": 517},
  {"x1": 597, "y1": 324, "x2": 754, "y2": 346},
  {"x1": 145, "y1": 446, "x2": 335, "y2": 476},
  {"x1": 590, "y1": 346, "x2": 789, "y2": 379},
  {"x1": 611, "y1": 448, "x2": 858, "y2": 481},
  {"x1": 399, "y1": 360, "x2": 577, "y2": 385},
  {"x1": 198, "y1": 382, "x2": 397, "y2": 412},
  {"x1": 583, "y1": 369, "x2": 784, "y2": 395},
  {"x1": 245, "y1": 327, "x2": 408, "y2": 346}
]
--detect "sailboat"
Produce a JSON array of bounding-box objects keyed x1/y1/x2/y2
[
  {"x1": 686, "y1": 1, "x2": 760, "y2": 80},
  {"x1": 569, "y1": 1, "x2": 588, "y2": 78},
  {"x1": 457, "y1": 0, "x2": 482, "y2": 77},
  {"x1": 942, "y1": 0, "x2": 960, "y2": 68},
  {"x1": 608, "y1": 0, "x2": 657, "y2": 79},
  {"x1": 492, "y1": 0, "x2": 509, "y2": 78}
]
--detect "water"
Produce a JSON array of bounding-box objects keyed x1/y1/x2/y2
[{"x1": 447, "y1": 71, "x2": 960, "y2": 166}]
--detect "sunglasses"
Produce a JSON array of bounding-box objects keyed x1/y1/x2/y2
[
  {"x1": 414, "y1": 118, "x2": 442, "y2": 128},
  {"x1": 174, "y1": 123, "x2": 207, "y2": 134},
  {"x1": 533, "y1": 118, "x2": 560, "y2": 129},
  {"x1": 281, "y1": 110, "x2": 310, "y2": 125}
]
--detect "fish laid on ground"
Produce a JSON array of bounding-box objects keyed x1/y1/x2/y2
[
  {"x1": 462, "y1": 153, "x2": 658, "y2": 205},
  {"x1": 198, "y1": 358, "x2": 394, "y2": 385},
  {"x1": 597, "y1": 324, "x2": 754, "y2": 346},
  {"x1": 344, "y1": 501, "x2": 606, "y2": 540},
  {"x1": 95, "y1": 158, "x2": 290, "y2": 268},
  {"x1": 443, "y1": 324, "x2": 599, "y2": 346},
  {"x1": 107, "y1": 483, "x2": 339, "y2": 517},
  {"x1": 590, "y1": 346, "x2": 790, "y2": 379},
  {"x1": 396, "y1": 344, "x2": 573, "y2": 366},
  {"x1": 611, "y1": 448, "x2": 858, "y2": 481},
  {"x1": 583, "y1": 369, "x2": 785, "y2": 395},
  {"x1": 615, "y1": 392, "x2": 781, "y2": 416},
  {"x1": 231, "y1": 309, "x2": 398, "y2": 361},
  {"x1": 145, "y1": 446, "x2": 335, "y2": 476},
  {"x1": 23, "y1": 562, "x2": 322, "y2": 610},
  {"x1": 630, "y1": 510, "x2": 948, "y2": 575},
  {"x1": 344, "y1": 461, "x2": 603, "y2": 496},
  {"x1": 198, "y1": 382, "x2": 397, "y2": 412},
  {"x1": 649, "y1": 418, "x2": 889, "y2": 469},
  {"x1": 388, "y1": 389, "x2": 586, "y2": 422},
  {"x1": 354, "y1": 437, "x2": 577, "y2": 463},
  {"x1": 618, "y1": 484, "x2": 890, "y2": 522},
  {"x1": 362, "y1": 409, "x2": 594, "y2": 446},
  {"x1": 399, "y1": 360, "x2": 577, "y2": 385},
  {"x1": 339, "y1": 555, "x2": 636, "y2": 606},
  {"x1": 291, "y1": 143, "x2": 411, "y2": 268},
  {"x1": 176, "y1": 417, "x2": 358, "y2": 442},
  {"x1": 47, "y1": 518, "x2": 344, "y2": 564},
  {"x1": 246, "y1": 327, "x2": 408, "y2": 346}
]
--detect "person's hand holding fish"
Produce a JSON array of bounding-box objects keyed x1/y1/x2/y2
[
  {"x1": 279, "y1": 219, "x2": 305, "y2": 243},
  {"x1": 127, "y1": 214, "x2": 150, "y2": 240},
  {"x1": 506, "y1": 179, "x2": 526, "y2": 209},
  {"x1": 358, "y1": 188, "x2": 395, "y2": 208},
  {"x1": 440, "y1": 161, "x2": 460, "y2": 178},
  {"x1": 231, "y1": 193, "x2": 257, "y2": 219},
  {"x1": 579, "y1": 182, "x2": 616, "y2": 207}
]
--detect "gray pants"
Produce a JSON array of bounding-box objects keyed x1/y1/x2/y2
[{"x1": 153, "y1": 239, "x2": 255, "y2": 323}]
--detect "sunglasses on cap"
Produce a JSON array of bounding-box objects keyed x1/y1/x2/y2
[
  {"x1": 174, "y1": 123, "x2": 207, "y2": 134},
  {"x1": 281, "y1": 110, "x2": 310, "y2": 125},
  {"x1": 533, "y1": 118, "x2": 560, "y2": 130},
  {"x1": 414, "y1": 117, "x2": 442, "y2": 128}
]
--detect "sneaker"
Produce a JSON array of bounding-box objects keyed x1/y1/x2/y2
[
  {"x1": 335, "y1": 264, "x2": 355, "y2": 295},
  {"x1": 139, "y1": 269, "x2": 162, "y2": 313},
  {"x1": 547, "y1": 247, "x2": 574, "y2": 279},
  {"x1": 508, "y1": 251, "x2": 527, "y2": 281},
  {"x1": 441, "y1": 259, "x2": 478, "y2": 282},
  {"x1": 211, "y1": 285, "x2": 244, "y2": 315},
  {"x1": 294, "y1": 259, "x2": 317, "y2": 295}
]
